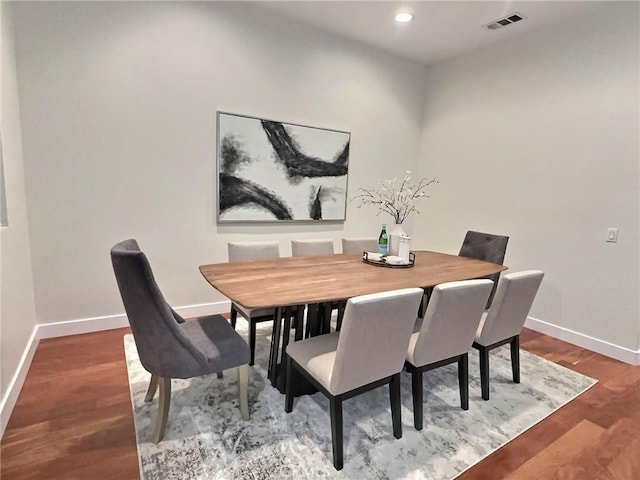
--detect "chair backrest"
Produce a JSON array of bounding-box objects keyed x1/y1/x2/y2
[
  {"x1": 228, "y1": 241, "x2": 280, "y2": 262},
  {"x1": 476, "y1": 270, "x2": 544, "y2": 346},
  {"x1": 291, "y1": 239, "x2": 335, "y2": 257},
  {"x1": 110, "y1": 239, "x2": 208, "y2": 377},
  {"x1": 329, "y1": 288, "x2": 423, "y2": 395},
  {"x1": 341, "y1": 237, "x2": 378, "y2": 254},
  {"x1": 409, "y1": 279, "x2": 493, "y2": 367},
  {"x1": 458, "y1": 230, "x2": 509, "y2": 306}
]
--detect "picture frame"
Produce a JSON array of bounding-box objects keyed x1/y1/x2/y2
[{"x1": 216, "y1": 112, "x2": 350, "y2": 223}]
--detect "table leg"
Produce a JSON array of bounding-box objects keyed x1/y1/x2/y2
[
  {"x1": 268, "y1": 306, "x2": 283, "y2": 387},
  {"x1": 293, "y1": 306, "x2": 305, "y2": 341},
  {"x1": 306, "y1": 303, "x2": 320, "y2": 338},
  {"x1": 276, "y1": 306, "x2": 294, "y2": 393}
]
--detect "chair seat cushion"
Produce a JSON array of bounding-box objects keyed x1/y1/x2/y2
[
  {"x1": 178, "y1": 314, "x2": 250, "y2": 376},
  {"x1": 233, "y1": 303, "x2": 275, "y2": 320},
  {"x1": 286, "y1": 332, "x2": 340, "y2": 394}
]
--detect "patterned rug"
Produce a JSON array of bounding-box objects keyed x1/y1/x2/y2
[{"x1": 124, "y1": 322, "x2": 596, "y2": 479}]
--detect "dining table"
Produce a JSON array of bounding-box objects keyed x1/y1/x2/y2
[{"x1": 199, "y1": 250, "x2": 507, "y2": 393}]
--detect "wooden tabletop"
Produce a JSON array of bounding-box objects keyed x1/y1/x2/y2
[{"x1": 199, "y1": 251, "x2": 507, "y2": 309}]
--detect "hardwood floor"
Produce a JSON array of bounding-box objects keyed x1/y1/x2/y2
[{"x1": 1, "y1": 327, "x2": 638, "y2": 479}]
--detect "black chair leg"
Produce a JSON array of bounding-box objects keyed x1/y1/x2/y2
[
  {"x1": 249, "y1": 320, "x2": 257, "y2": 366},
  {"x1": 411, "y1": 368, "x2": 423, "y2": 430},
  {"x1": 336, "y1": 302, "x2": 346, "y2": 331},
  {"x1": 479, "y1": 346, "x2": 490, "y2": 400},
  {"x1": 230, "y1": 305, "x2": 237, "y2": 329},
  {"x1": 329, "y1": 396, "x2": 344, "y2": 471},
  {"x1": 458, "y1": 353, "x2": 469, "y2": 410},
  {"x1": 284, "y1": 356, "x2": 294, "y2": 413},
  {"x1": 511, "y1": 336, "x2": 520, "y2": 384},
  {"x1": 390, "y1": 373, "x2": 402, "y2": 439}
]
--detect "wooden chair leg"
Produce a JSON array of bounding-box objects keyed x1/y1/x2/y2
[
  {"x1": 479, "y1": 346, "x2": 490, "y2": 400},
  {"x1": 285, "y1": 356, "x2": 295, "y2": 413},
  {"x1": 411, "y1": 368, "x2": 424, "y2": 430},
  {"x1": 153, "y1": 377, "x2": 171, "y2": 443},
  {"x1": 230, "y1": 305, "x2": 238, "y2": 329},
  {"x1": 458, "y1": 353, "x2": 469, "y2": 410},
  {"x1": 249, "y1": 320, "x2": 257, "y2": 366},
  {"x1": 144, "y1": 375, "x2": 159, "y2": 402},
  {"x1": 237, "y1": 364, "x2": 250, "y2": 421},
  {"x1": 330, "y1": 396, "x2": 344, "y2": 471},
  {"x1": 390, "y1": 373, "x2": 402, "y2": 439},
  {"x1": 511, "y1": 336, "x2": 520, "y2": 384}
]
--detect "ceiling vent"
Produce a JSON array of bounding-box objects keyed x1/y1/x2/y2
[{"x1": 485, "y1": 13, "x2": 526, "y2": 30}]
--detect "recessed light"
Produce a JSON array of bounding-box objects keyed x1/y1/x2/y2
[{"x1": 395, "y1": 12, "x2": 413, "y2": 23}]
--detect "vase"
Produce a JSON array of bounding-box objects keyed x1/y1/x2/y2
[{"x1": 388, "y1": 223, "x2": 405, "y2": 256}]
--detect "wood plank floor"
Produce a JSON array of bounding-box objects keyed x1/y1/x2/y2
[{"x1": 1, "y1": 327, "x2": 638, "y2": 480}]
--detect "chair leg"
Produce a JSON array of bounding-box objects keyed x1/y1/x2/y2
[
  {"x1": 411, "y1": 368, "x2": 424, "y2": 430},
  {"x1": 336, "y1": 302, "x2": 346, "y2": 331},
  {"x1": 458, "y1": 353, "x2": 469, "y2": 410},
  {"x1": 144, "y1": 375, "x2": 159, "y2": 402},
  {"x1": 153, "y1": 377, "x2": 171, "y2": 443},
  {"x1": 230, "y1": 305, "x2": 238, "y2": 329},
  {"x1": 479, "y1": 346, "x2": 490, "y2": 400},
  {"x1": 285, "y1": 356, "x2": 295, "y2": 413},
  {"x1": 511, "y1": 336, "x2": 520, "y2": 384},
  {"x1": 417, "y1": 294, "x2": 425, "y2": 318},
  {"x1": 329, "y1": 396, "x2": 344, "y2": 471},
  {"x1": 237, "y1": 364, "x2": 250, "y2": 421},
  {"x1": 249, "y1": 320, "x2": 257, "y2": 366},
  {"x1": 390, "y1": 373, "x2": 402, "y2": 439}
]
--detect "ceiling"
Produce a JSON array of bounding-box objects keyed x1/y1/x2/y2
[{"x1": 260, "y1": 1, "x2": 609, "y2": 66}]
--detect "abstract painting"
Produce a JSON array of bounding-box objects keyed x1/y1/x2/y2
[{"x1": 217, "y1": 112, "x2": 350, "y2": 222}]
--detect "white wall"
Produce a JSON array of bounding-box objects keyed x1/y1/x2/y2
[
  {"x1": 11, "y1": 1, "x2": 427, "y2": 325},
  {"x1": 0, "y1": 1, "x2": 38, "y2": 414},
  {"x1": 416, "y1": 3, "x2": 639, "y2": 356}
]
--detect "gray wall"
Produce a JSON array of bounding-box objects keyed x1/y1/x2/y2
[
  {"x1": 415, "y1": 3, "x2": 640, "y2": 353},
  {"x1": 10, "y1": 1, "x2": 427, "y2": 326},
  {"x1": 1, "y1": 2, "x2": 38, "y2": 403}
]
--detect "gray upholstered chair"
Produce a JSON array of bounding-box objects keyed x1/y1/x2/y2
[
  {"x1": 458, "y1": 230, "x2": 510, "y2": 308},
  {"x1": 341, "y1": 237, "x2": 378, "y2": 254},
  {"x1": 228, "y1": 241, "x2": 280, "y2": 366},
  {"x1": 406, "y1": 279, "x2": 493, "y2": 430},
  {"x1": 473, "y1": 270, "x2": 544, "y2": 400},
  {"x1": 111, "y1": 239, "x2": 250, "y2": 443},
  {"x1": 291, "y1": 238, "x2": 335, "y2": 256},
  {"x1": 285, "y1": 288, "x2": 423, "y2": 470}
]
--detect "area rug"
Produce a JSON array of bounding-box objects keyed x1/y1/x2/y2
[{"x1": 124, "y1": 322, "x2": 596, "y2": 480}]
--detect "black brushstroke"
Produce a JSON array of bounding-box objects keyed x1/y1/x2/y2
[
  {"x1": 219, "y1": 173, "x2": 293, "y2": 220},
  {"x1": 261, "y1": 120, "x2": 349, "y2": 178},
  {"x1": 310, "y1": 186, "x2": 322, "y2": 220},
  {"x1": 220, "y1": 136, "x2": 252, "y2": 174}
]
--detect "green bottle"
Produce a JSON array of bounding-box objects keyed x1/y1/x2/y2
[{"x1": 378, "y1": 224, "x2": 388, "y2": 255}]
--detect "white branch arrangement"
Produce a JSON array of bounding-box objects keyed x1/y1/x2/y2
[{"x1": 353, "y1": 171, "x2": 439, "y2": 224}]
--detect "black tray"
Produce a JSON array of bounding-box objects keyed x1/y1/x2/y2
[{"x1": 362, "y1": 251, "x2": 415, "y2": 268}]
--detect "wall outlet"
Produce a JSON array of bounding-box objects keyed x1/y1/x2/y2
[{"x1": 606, "y1": 228, "x2": 619, "y2": 243}]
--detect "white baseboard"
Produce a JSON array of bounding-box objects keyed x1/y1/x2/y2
[
  {"x1": 525, "y1": 316, "x2": 640, "y2": 366},
  {"x1": 0, "y1": 327, "x2": 39, "y2": 438},
  {"x1": 37, "y1": 301, "x2": 231, "y2": 339},
  {"x1": 0, "y1": 301, "x2": 229, "y2": 438}
]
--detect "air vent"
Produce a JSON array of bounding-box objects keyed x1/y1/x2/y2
[{"x1": 484, "y1": 12, "x2": 526, "y2": 30}]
